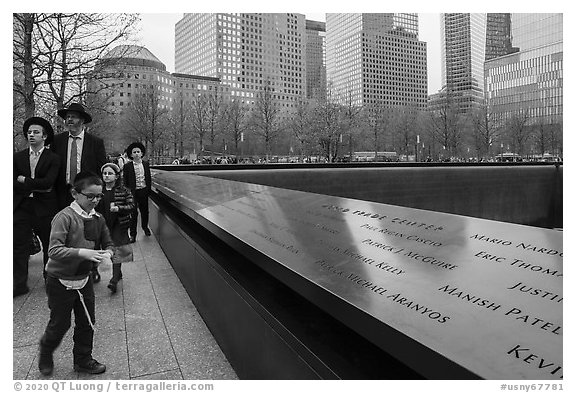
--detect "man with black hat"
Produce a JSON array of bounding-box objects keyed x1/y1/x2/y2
[
  {"x1": 13, "y1": 116, "x2": 60, "y2": 296},
  {"x1": 50, "y1": 103, "x2": 107, "y2": 283},
  {"x1": 51, "y1": 103, "x2": 107, "y2": 209}
]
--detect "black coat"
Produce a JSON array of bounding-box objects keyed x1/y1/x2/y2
[
  {"x1": 13, "y1": 148, "x2": 60, "y2": 217},
  {"x1": 123, "y1": 160, "x2": 151, "y2": 195},
  {"x1": 50, "y1": 131, "x2": 107, "y2": 208}
]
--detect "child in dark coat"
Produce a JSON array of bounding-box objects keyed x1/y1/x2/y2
[
  {"x1": 96, "y1": 163, "x2": 134, "y2": 293},
  {"x1": 123, "y1": 142, "x2": 152, "y2": 242}
]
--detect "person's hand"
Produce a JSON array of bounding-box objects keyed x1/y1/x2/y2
[
  {"x1": 17, "y1": 175, "x2": 25, "y2": 183},
  {"x1": 100, "y1": 252, "x2": 113, "y2": 265},
  {"x1": 78, "y1": 249, "x2": 112, "y2": 263},
  {"x1": 110, "y1": 205, "x2": 119, "y2": 213}
]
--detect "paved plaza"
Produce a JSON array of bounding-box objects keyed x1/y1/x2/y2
[{"x1": 13, "y1": 231, "x2": 237, "y2": 380}]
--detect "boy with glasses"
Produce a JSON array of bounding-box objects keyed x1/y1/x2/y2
[
  {"x1": 51, "y1": 103, "x2": 106, "y2": 284},
  {"x1": 38, "y1": 171, "x2": 114, "y2": 376}
]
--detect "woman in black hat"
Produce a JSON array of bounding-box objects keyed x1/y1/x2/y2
[
  {"x1": 13, "y1": 116, "x2": 61, "y2": 296},
  {"x1": 123, "y1": 142, "x2": 152, "y2": 242}
]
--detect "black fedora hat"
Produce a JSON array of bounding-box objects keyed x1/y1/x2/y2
[
  {"x1": 57, "y1": 103, "x2": 92, "y2": 124},
  {"x1": 126, "y1": 142, "x2": 146, "y2": 159},
  {"x1": 23, "y1": 116, "x2": 54, "y2": 146}
]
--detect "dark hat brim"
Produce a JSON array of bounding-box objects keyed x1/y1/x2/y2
[
  {"x1": 23, "y1": 116, "x2": 54, "y2": 146},
  {"x1": 126, "y1": 142, "x2": 146, "y2": 159},
  {"x1": 57, "y1": 104, "x2": 92, "y2": 124}
]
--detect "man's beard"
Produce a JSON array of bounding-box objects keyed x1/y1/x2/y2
[{"x1": 66, "y1": 123, "x2": 82, "y2": 132}]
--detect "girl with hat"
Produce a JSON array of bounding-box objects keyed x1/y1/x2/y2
[{"x1": 96, "y1": 163, "x2": 135, "y2": 293}]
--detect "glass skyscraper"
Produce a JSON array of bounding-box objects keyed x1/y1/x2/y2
[
  {"x1": 485, "y1": 14, "x2": 562, "y2": 130},
  {"x1": 485, "y1": 13, "x2": 516, "y2": 60},
  {"x1": 440, "y1": 13, "x2": 487, "y2": 113},
  {"x1": 305, "y1": 19, "x2": 326, "y2": 100},
  {"x1": 510, "y1": 13, "x2": 563, "y2": 51},
  {"x1": 439, "y1": 13, "x2": 519, "y2": 114}
]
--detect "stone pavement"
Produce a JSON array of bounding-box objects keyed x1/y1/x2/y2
[{"x1": 13, "y1": 230, "x2": 238, "y2": 380}]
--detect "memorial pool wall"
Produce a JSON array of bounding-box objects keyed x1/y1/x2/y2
[
  {"x1": 148, "y1": 163, "x2": 562, "y2": 380},
  {"x1": 181, "y1": 163, "x2": 562, "y2": 228}
]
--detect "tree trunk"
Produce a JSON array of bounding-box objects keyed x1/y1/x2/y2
[{"x1": 22, "y1": 13, "x2": 35, "y2": 118}]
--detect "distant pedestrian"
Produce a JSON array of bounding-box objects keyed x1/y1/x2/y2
[
  {"x1": 116, "y1": 150, "x2": 129, "y2": 172},
  {"x1": 13, "y1": 117, "x2": 60, "y2": 296},
  {"x1": 123, "y1": 142, "x2": 152, "y2": 242},
  {"x1": 39, "y1": 171, "x2": 113, "y2": 376},
  {"x1": 50, "y1": 103, "x2": 107, "y2": 283},
  {"x1": 96, "y1": 163, "x2": 134, "y2": 293}
]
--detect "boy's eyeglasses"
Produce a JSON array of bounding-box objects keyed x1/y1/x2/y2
[{"x1": 79, "y1": 192, "x2": 104, "y2": 201}]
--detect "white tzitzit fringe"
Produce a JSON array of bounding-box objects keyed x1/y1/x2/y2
[{"x1": 76, "y1": 289, "x2": 95, "y2": 330}]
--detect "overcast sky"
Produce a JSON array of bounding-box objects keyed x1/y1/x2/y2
[{"x1": 136, "y1": 13, "x2": 443, "y2": 95}]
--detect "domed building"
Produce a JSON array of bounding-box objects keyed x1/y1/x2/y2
[
  {"x1": 104, "y1": 45, "x2": 167, "y2": 72},
  {"x1": 87, "y1": 44, "x2": 228, "y2": 159}
]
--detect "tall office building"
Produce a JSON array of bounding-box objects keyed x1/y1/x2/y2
[
  {"x1": 485, "y1": 13, "x2": 516, "y2": 60},
  {"x1": 440, "y1": 13, "x2": 488, "y2": 114},
  {"x1": 434, "y1": 13, "x2": 517, "y2": 116},
  {"x1": 440, "y1": 13, "x2": 519, "y2": 115},
  {"x1": 485, "y1": 14, "x2": 563, "y2": 134},
  {"x1": 305, "y1": 19, "x2": 326, "y2": 100},
  {"x1": 175, "y1": 13, "x2": 306, "y2": 108},
  {"x1": 325, "y1": 13, "x2": 427, "y2": 109}
]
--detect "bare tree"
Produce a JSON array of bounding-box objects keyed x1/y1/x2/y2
[
  {"x1": 548, "y1": 121, "x2": 563, "y2": 158},
  {"x1": 13, "y1": 13, "x2": 139, "y2": 136},
  {"x1": 470, "y1": 103, "x2": 502, "y2": 160},
  {"x1": 123, "y1": 82, "x2": 170, "y2": 163},
  {"x1": 35, "y1": 14, "x2": 139, "y2": 109},
  {"x1": 362, "y1": 101, "x2": 393, "y2": 159},
  {"x1": 530, "y1": 118, "x2": 563, "y2": 158},
  {"x1": 507, "y1": 109, "x2": 532, "y2": 157},
  {"x1": 429, "y1": 97, "x2": 462, "y2": 159},
  {"x1": 84, "y1": 93, "x2": 124, "y2": 152},
  {"x1": 309, "y1": 92, "x2": 342, "y2": 162},
  {"x1": 206, "y1": 87, "x2": 225, "y2": 162},
  {"x1": 393, "y1": 106, "x2": 422, "y2": 160},
  {"x1": 223, "y1": 99, "x2": 248, "y2": 156},
  {"x1": 168, "y1": 91, "x2": 192, "y2": 158},
  {"x1": 287, "y1": 98, "x2": 314, "y2": 160},
  {"x1": 338, "y1": 87, "x2": 363, "y2": 157},
  {"x1": 249, "y1": 83, "x2": 282, "y2": 161},
  {"x1": 190, "y1": 93, "x2": 210, "y2": 161},
  {"x1": 13, "y1": 13, "x2": 37, "y2": 119}
]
